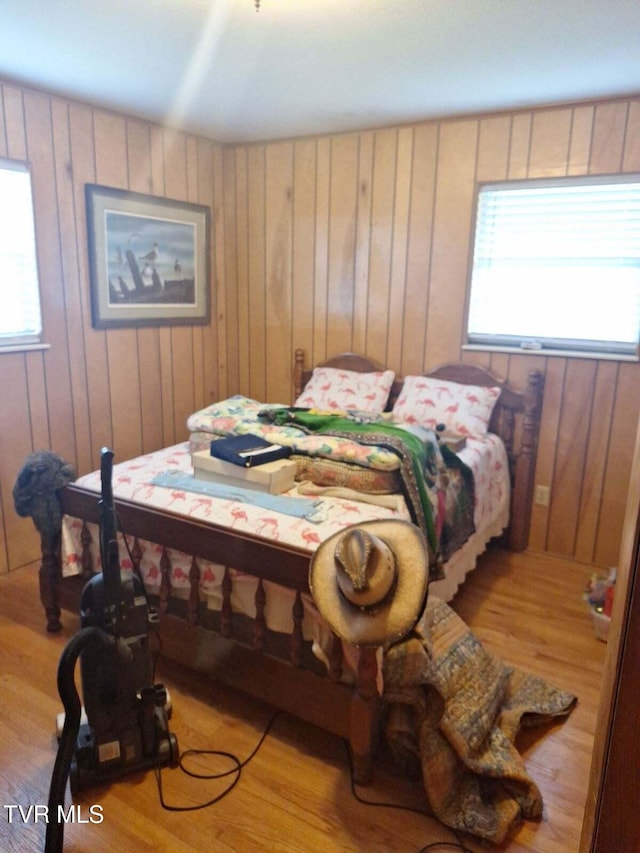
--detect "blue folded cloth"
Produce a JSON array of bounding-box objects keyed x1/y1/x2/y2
[{"x1": 151, "y1": 470, "x2": 325, "y2": 522}]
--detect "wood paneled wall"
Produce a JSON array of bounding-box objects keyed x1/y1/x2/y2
[
  {"x1": 0, "y1": 78, "x2": 638, "y2": 573},
  {"x1": 0, "y1": 81, "x2": 224, "y2": 573},
  {"x1": 224, "y1": 96, "x2": 640, "y2": 568}
]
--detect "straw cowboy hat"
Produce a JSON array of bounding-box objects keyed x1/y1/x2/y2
[{"x1": 309, "y1": 520, "x2": 429, "y2": 647}]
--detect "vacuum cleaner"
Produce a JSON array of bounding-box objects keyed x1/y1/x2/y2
[{"x1": 45, "y1": 448, "x2": 179, "y2": 853}]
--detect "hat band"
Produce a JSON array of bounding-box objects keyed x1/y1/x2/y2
[{"x1": 336, "y1": 569, "x2": 399, "y2": 616}]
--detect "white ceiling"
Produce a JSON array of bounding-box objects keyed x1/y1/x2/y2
[{"x1": 1, "y1": 0, "x2": 639, "y2": 144}]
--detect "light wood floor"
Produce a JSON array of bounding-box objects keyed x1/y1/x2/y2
[{"x1": 0, "y1": 548, "x2": 606, "y2": 852}]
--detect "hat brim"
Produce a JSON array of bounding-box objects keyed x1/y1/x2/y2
[{"x1": 309, "y1": 520, "x2": 429, "y2": 647}]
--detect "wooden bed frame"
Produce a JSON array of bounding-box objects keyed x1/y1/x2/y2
[{"x1": 38, "y1": 351, "x2": 543, "y2": 784}]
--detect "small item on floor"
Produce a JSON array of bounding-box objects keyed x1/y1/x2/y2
[
  {"x1": 591, "y1": 609, "x2": 611, "y2": 642},
  {"x1": 584, "y1": 566, "x2": 616, "y2": 642}
]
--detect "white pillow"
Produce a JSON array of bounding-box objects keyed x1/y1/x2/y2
[
  {"x1": 392, "y1": 375, "x2": 501, "y2": 438},
  {"x1": 295, "y1": 366, "x2": 395, "y2": 413}
]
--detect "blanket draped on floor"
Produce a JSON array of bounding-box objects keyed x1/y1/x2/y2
[{"x1": 382, "y1": 597, "x2": 577, "y2": 844}]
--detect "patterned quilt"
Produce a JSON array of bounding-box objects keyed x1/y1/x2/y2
[
  {"x1": 187, "y1": 395, "x2": 403, "y2": 469},
  {"x1": 383, "y1": 597, "x2": 577, "y2": 844}
]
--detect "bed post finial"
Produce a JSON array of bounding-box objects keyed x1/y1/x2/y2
[{"x1": 293, "y1": 349, "x2": 305, "y2": 402}]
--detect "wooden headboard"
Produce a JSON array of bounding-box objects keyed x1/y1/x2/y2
[{"x1": 293, "y1": 349, "x2": 544, "y2": 552}]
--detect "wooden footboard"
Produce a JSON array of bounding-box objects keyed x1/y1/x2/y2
[{"x1": 39, "y1": 488, "x2": 380, "y2": 785}]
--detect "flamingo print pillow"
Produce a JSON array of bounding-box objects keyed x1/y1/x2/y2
[
  {"x1": 392, "y1": 376, "x2": 501, "y2": 438},
  {"x1": 294, "y1": 366, "x2": 396, "y2": 413}
]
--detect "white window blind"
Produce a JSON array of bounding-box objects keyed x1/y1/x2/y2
[
  {"x1": 467, "y1": 176, "x2": 640, "y2": 357},
  {"x1": 0, "y1": 159, "x2": 42, "y2": 346}
]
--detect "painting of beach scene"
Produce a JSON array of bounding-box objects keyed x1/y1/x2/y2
[{"x1": 86, "y1": 184, "x2": 210, "y2": 328}]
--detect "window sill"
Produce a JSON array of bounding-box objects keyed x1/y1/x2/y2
[
  {"x1": 0, "y1": 342, "x2": 51, "y2": 355},
  {"x1": 462, "y1": 344, "x2": 639, "y2": 363}
]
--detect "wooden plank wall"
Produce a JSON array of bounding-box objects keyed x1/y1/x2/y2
[
  {"x1": 225, "y1": 95, "x2": 640, "y2": 569},
  {"x1": 0, "y1": 78, "x2": 638, "y2": 574},
  {"x1": 0, "y1": 81, "x2": 223, "y2": 573}
]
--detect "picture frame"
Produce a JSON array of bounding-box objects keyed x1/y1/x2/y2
[{"x1": 85, "y1": 184, "x2": 211, "y2": 328}]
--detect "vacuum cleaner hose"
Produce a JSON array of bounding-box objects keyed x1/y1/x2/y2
[{"x1": 44, "y1": 626, "x2": 113, "y2": 853}]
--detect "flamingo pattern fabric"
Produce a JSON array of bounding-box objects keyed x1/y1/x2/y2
[
  {"x1": 59, "y1": 442, "x2": 412, "y2": 590},
  {"x1": 393, "y1": 376, "x2": 501, "y2": 439},
  {"x1": 293, "y1": 366, "x2": 395, "y2": 413},
  {"x1": 61, "y1": 434, "x2": 507, "y2": 591}
]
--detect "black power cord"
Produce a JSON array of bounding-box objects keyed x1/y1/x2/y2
[
  {"x1": 154, "y1": 710, "x2": 282, "y2": 812},
  {"x1": 343, "y1": 741, "x2": 474, "y2": 853},
  {"x1": 153, "y1": 706, "x2": 472, "y2": 852}
]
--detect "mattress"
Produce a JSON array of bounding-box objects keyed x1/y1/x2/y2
[{"x1": 60, "y1": 434, "x2": 509, "y2": 667}]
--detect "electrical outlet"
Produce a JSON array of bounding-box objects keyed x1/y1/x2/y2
[{"x1": 534, "y1": 485, "x2": 550, "y2": 507}]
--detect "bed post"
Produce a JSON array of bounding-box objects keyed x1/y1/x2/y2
[
  {"x1": 349, "y1": 646, "x2": 380, "y2": 785},
  {"x1": 509, "y1": 369, "x2": 544, "y2": 551},
  {"x1": 40, "y1": 530, "x2": 63, "y2": 633},
  {"x1": 293, "y1": 348, "x2": 305, "y2": 400},
  {"x1": 80, "y1": 521, "x2": 94, "y2": 577}
]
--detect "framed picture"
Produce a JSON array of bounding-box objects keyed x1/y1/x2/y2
[{"x1": 85, "y1": 184, "x2": 211, "y2": 328}]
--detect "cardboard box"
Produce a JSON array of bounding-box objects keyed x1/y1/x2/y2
[{"x1": 192, "y1": 450, "x2": 297, "y2": 495}]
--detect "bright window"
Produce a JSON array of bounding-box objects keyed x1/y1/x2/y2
[
  {"x1": 466, "y1": 176, "x2": 640, "y2": 358},
  {"x1": 0, "y1": 159, "x2": 42, "y2": 347}
]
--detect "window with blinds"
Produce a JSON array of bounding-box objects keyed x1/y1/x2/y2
[
  {"x1": 466, "y1": 176, "x2": 640, "y2": 358},
  {"x1": 0, "y1": 159, "x2": 42, "y2": 347}
]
